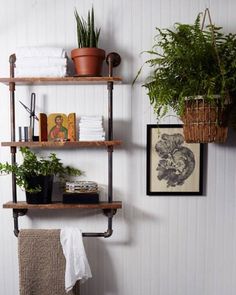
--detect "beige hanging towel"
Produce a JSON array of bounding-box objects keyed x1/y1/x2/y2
[{"x1": 18, "y1": 229, "x2": 80, "y2": 295}]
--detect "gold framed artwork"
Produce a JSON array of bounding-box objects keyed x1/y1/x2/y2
[
  {"x1": 39, "y1": 113, "x2": 76, "y2": 142},
  {"x1": 147, "y1": 124, "x2": 203, "y2": 195}
]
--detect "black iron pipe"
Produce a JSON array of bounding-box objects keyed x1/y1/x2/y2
[
  {"x1": 108, "y1": 148, "x2": 113, "y2": 203},
  {"x1": 9, "y1": 55, "x2": 17, "y2": 203},
  {"x1": 13, "y1": 210, "x2": 19, "y2": 237},
  {"x1": 107, "y1": 81, "x2": 113, "y2": 140},
  {"x1": 107, "y1": 81, "x2": 114, "y2": 204}
]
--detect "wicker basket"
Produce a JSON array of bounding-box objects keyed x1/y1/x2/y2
[{"x1": 182, "y1": 98, "x2": 228, "y2": 143}]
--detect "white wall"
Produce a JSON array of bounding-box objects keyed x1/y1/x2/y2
[{"x1": 1, "y1": 0, "x2": 236, "y2": 294}]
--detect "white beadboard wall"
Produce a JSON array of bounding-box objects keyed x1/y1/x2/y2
[{"x1": 1, "y1": 1, "x2": 236, "y2": 295}]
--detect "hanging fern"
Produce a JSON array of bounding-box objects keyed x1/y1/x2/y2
[{"x1": 135, "y1": 13, "x2": 236, "y2": 119}]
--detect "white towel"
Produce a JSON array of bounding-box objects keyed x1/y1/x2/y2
[
  {"x1": 80, "y1": 130, "x2": 105, "y2": 136},
  {"x1": 79, "y1": 125, "x2": 103, "y2": 129},
  {"x1": 15, "y1": 66, "x2": 67, "y2": 77},
  {"x1": 60, "y1": 228, "x2": 92, "y2": 293},
  {"x1": 79, "y1": 136, "x2": 105, "y2": 141},
  {"x1": 80, "y1": 116, "x2": 103, "y2": 121},
  {"x1": 15, "y1": 46, "x2": 66, "y2": 58},
  {"x1": 80, "y1": 131, "x2": 105, "y2": 136},
  {"x1": 16, "y1": 57, "x2": 67, "y2": 67},
  {"x1": 79, "y1": 127, "x2": 104, "y2": 131}
]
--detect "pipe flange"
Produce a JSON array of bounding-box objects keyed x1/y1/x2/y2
[
  {"x1": 13, "y1": 209, "x2": 28, "y2": 217},
  {"x1": 106, "y1": 52, "x2": 121, "y2": 68},
  {"x1": 103, "y1": 208, "x2": 117, "y2": 217}
]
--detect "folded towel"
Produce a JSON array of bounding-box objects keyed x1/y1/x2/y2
[
  {"x1": 79, "y1": 127, "x2": 104, "y2": 131},
  {"x1": 15, "y1": 66, "x2": 67, "y2": 77},
  {"x1": 80, "y1": 120, "x2": 103, "y2": 123},
  {"x1": 79, "y1": 125, "x2": 103, "y2": 130},
  {"x1": 18, "y1": 229, "x2": 80, "y2": 295},
  {"x1": 80, "y1": 131, "x2": 105, "y2": 136},
  {"x1": 60, "y1": 228, "x2": 92, "y2": 292},
  {"x1": 16, "y1": 46, "x2": 66, "y2": 58},
  {"x1": 16, "y1": 57, "x2": 67, "y2": 67},
  {"x1": 80, "y1": 116, "x2": 103, "y2": 121},
  {"x1": 79, "y1": 136, "x2": 105, "y2": 141}
]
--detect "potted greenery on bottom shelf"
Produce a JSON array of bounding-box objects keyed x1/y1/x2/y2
[{"x1": 0, "y1": 147, "x2": 82, "y2": 204}]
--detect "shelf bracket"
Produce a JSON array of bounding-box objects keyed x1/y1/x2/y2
[
  {"x1": 106, "y1": 52, "x2": 121, "y2": 77},
  {"x1": 103, "y1": 208, "x2": 117, "y2": 217},
  {"x1": 13, "y1": 209, "x2": 28, "y2": 237}
]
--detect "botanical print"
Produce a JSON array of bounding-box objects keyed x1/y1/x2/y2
[
  {"x1": 147, "y1": 125, "x2": 202, "y2": 195},
  {"x1": 155, "y1": 133, "x2": 195, "y2": 187}
]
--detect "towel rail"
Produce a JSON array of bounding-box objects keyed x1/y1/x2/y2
[{"x1": 13, "y1": 208, "x2": 117, "y2": 238}]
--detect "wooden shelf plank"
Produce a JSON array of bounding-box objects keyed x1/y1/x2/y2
[
  {"x1": 1, "y1": 140, "x2": 122, "y2": 148},
  {"x1": 3, "y1": 201, "x2": 122, "y2": 210},
  {"x1": 0, "y1": 76, "x2": 122, "y2": 85}
]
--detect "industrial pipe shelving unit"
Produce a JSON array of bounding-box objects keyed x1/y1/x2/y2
[{"x1": 1, "y1": 52, "x2": 122, "y2": 238}]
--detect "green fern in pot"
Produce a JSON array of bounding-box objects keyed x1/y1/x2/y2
[{"x1": 135, "y1": 9, "x2": 236, "y2": 142}]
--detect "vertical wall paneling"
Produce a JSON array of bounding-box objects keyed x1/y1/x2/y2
[{"x1": 0, "y1": 1, "x2": 236, "y2": 295}]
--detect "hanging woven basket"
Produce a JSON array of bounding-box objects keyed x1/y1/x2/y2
[{"x1": 182, "y1": 98, "x2": 228, "y2": 143}]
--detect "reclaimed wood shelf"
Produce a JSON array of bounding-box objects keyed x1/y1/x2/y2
[
  {"x1": 3, "y1": 201, "x2": 122, "y2": 210},
  {"x1": 0, "y1": 76, "x2": 122, "y2": 85},
  {"x1": 1, "y1": 140, "x2": 122, "y2": 148}
]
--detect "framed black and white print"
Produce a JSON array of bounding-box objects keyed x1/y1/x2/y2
[{"x1": 147, "y1": 124, "x2": 203, "y2": 195}]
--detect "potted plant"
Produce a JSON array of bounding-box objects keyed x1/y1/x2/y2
[
  {"x1": 71, "y1": 6, "x2": 105, "y2": 76},
  {"x1": 0, "y1": 147, "x2": 82, "y2": 204},
  {"x1": 134, "y1": 9, "x2": 236, "y2": 143}
]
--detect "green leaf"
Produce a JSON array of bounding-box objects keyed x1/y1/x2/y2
[
  {"x1": 74, "y1": 6, "x2": 101, "y2": 48},
  {"x1": 0, "y1": 147, "x2": 83, "y2": 193}
]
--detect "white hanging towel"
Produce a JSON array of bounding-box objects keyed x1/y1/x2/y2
[
  {"x1": 15, "y1": 46, "x2": 66, "y2": 58},
  {"x1": 60, "y1": 228, "x2": 92, "y2": 293}
]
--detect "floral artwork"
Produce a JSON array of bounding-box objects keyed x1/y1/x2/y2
[
  {"x1": 155, "y1": 133, "x2": 195, "y2": 187},
  {"x1": 147, "y1": 125, "x2": 203, "y2": 195}
]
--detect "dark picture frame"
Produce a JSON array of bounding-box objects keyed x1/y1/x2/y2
[{"x1": 147, "y1": 124, "x2": 203, "y2": 195}]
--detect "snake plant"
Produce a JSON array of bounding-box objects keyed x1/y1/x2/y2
[{"x1": 74, "y1": 6, "x2": 101, "y2": 48}]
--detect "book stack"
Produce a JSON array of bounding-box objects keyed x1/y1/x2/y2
[
  {"x1": 79, "y1": 116, "x2": 105, "y2": 141},
  {"x1": 63, "y1": 181, "x2": 99, "y2": 204}
]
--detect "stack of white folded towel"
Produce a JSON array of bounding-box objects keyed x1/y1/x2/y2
[
  {"x1": 15, "y1": 47, "x2": 67, "y2": 77},
  {"x1": 79, "y1": 116, "x2": 105, "y2": 141}
]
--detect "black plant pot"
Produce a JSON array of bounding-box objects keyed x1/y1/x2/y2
[{"x1": 25, "y1": 175, "x2": 54, "y2": 204}]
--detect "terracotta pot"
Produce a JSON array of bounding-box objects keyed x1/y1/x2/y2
[{"x1": 71, "y1": 48, "x2": 105, "y2": 76}]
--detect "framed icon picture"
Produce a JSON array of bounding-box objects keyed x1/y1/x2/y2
[
  {"x1": 147, "y1": 124, "x2": 203, "y2": 195},
  {"x1": 39, "y1": 112, "x2": 76, "y2": 142}
]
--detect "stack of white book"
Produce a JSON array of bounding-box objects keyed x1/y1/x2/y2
[{"x1": 79, "y1": 116, "x2": 105, "y2": 141}]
